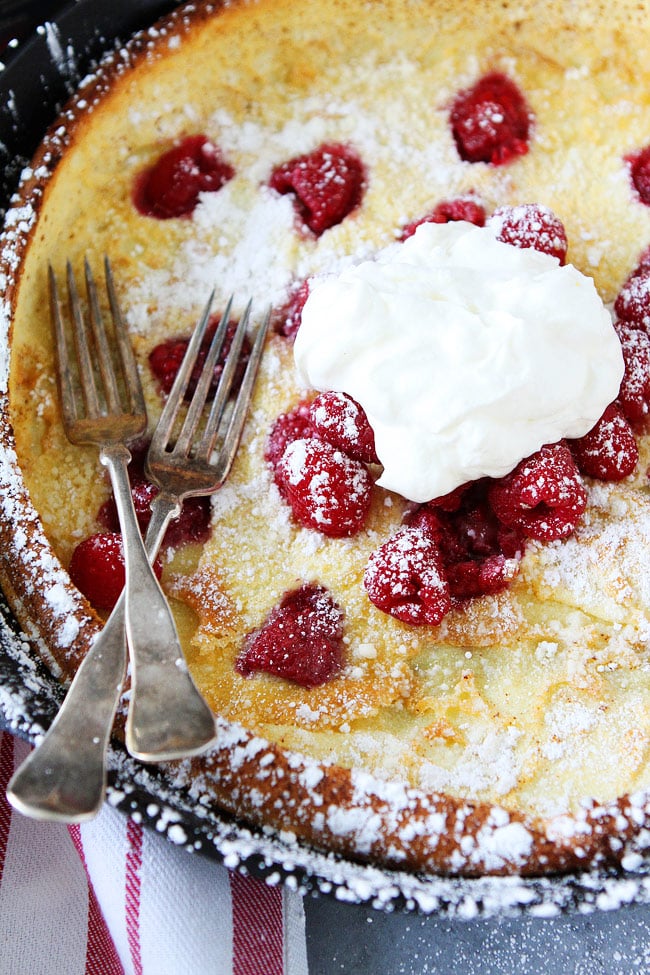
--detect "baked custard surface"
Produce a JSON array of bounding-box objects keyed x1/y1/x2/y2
[{"x1": 3, "y1": 0, "x2": 650, "y2": 876}]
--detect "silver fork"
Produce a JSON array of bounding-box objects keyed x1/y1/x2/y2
[
  {"x1": 126, "y1": 294, "x2": 269, "y2": 760},
  {"x1": 7, "y1": 274, "x2": 268, "y2": 820}
]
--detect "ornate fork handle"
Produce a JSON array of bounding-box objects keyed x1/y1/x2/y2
[{"x1": 6, "y1": 480, "x2": 214, "y2": 821}]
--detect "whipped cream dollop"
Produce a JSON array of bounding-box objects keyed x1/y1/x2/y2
[{"x1": 294, "y1": 221, "x2": 624, "y2": 503}]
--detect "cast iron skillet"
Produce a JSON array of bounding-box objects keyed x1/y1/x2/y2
[{"x1": 2, "y1": 0, "x2": 650, "y2": 918}]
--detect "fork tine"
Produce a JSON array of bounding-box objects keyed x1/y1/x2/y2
[
  {"x1": 48, "y1": 265, "x2": 78, "y2": 430},
  {"x1": 67, "y1": 260, "x2": 100, "y2": 417},
  {"x1": 84, "y1": 257, "x2": 121, "y2": 415},
  {"x1": 150, "y1": 290, "x2": 216, "y2": 454},
  {"x1": 172, "y1": 296, "x2": 234, "y2": 458},
  {"x1": 194, "y1": 299, "x2": 253, "y2": 462},
  {"x1": 104, "y1": 256, "x2": 146, "y2": 419},
  {"x1": 197, "y1": 304, "x2": 271, "y2": 472}
]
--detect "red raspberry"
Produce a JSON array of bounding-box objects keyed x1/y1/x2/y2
[
  {"x1": 627, "y1": 146, "x2": 650, "y2": 206},
  {"x1": 364, "y1": 527, "x2": 451, "y2": 625},
  {"x1": 276, "y1": 437, "x2": 372, "y2": 537},
  {"x1": 570, "y1": 404, "x2": 638, "y2": 481},
  {"x1": 134, "y1": 135, "x2": 234, "y2": 219},
  {"x1": 69, "y1": 533, "x2": 163, "y2": 613},
  {"x1": 149, "y1": 316, "x2": 250, "y2": 399},
  {"x1": 488, "y1": 443, "x2": 587, "y2": 541},
  {"x1": 273, "y1": 279, "x2": 311, "y2": 340},
  {"x1": 406, "y1": 485, "x2": 523, "y2": 600},
  {"x1": 425, "y1": 483, "x2": 473, "y2": 513},
  {"x1": 308, "y1": 391, "x2": 379, "y2": 465},
  {"x1": 269, "y1": 143, "x2": 365, "y2": 235},
  {"x1": 446, "y1": 555, "x2": 514, "y2": 600},
  {"x1": 235, "y1": 584, "x2": 344, "y2": 687},
  {"x1": 399, "y1": 197, "x2": 486, "y2": 240},
  {"x1": 615, "y1": 321, "x2": 650, "y2": 422},
  {"x1": 265, "y1": 400, "x2": 315, "y2": 475},
  {"x1": 614, "y1": 269, "x2": 650, "y2": 331},
  {"x1": 634, "y1": 245, "x2": 650, "y2": 276},
  {"x1": 404, "y1": 504, "x2": 445, "y2": 539},
  {"x1": 487, "y1": 204, "x2": 568, "y2": 263},
  {"x1": 69, "y1": 533, "x2": 126, "y2": 612},
  {"x1": 450, "y1": 72, "x2": 531, "y2": 166}
]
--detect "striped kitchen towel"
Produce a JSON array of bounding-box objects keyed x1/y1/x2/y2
[{"x1": 0, "y1": 731, "x2": 309, "y2": 975}]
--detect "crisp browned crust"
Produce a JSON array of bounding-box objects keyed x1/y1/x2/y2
[{"x1": 3, "y1": 0, "x2": 650, "y2": 879}]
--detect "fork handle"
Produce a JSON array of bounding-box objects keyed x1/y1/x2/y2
[
  {"x1": 106, "y1": 463, "x2": 216, "y2": 763},
  {"x1": 6, "y1": 600, "x2": 128, "y2": 822}
]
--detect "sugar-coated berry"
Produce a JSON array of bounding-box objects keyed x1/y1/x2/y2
[
  {"x1": 134, "y1": 135, "x2": 234, "y2": 219},
  {"x1": 488, "y1": 442, "x2": 587, "y2": 541},
  {"x1": 615, "y1": 321, "x2": 650, "y2": 422},
  {"x1": 235, "y1": 584, "x2": 344, "y2": 687},
  {"x1": 309, "y1": 391, "x2": 379, "y2": 465},
  {"x1": 450, "y1": 72, "x2": 531, "y2": 165},
  {"x1": 364, "y1": 526, "x2": 451, "y2": 625},
  {"x1": 276, "y1": 437, "x2": 373, "y2": 537},
  {"x1": 487, "y1": 203, "x2": 568, "y2": 263},
  {"x1": 269, "y1": 143, "x2": 365, "y2": 235},
  {"x1": 614, "y1": 270, "x2": 650, "y2": 331},
  {"x1": 265, "y1": 400, "x2": 315, "y2": 474},
  {"x1": 570, "y1": 404, "x2": 639, "y2": 481}
]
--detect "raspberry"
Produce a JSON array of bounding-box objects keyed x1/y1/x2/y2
[
  {"x1": 69, "y1": 532, "x2": 163, "y2": 613},
  {"x1": 309, "y1": 391, "x2": 379, "y2": 465},
  {"x1": 134, "y1": 135, "x2": 234, "y2": 219},
  {"x1": 446, "y1": 555, "x2": 514, "y2": 600},
  {"x1": 276, "y1": 437, "x2": 372, "y2": 537},
  {"x1": 265, "y1": 400, "x2": 315, "y2": 475},
  {"x1": 235, "y1": 584, "x2": 344, "y2": 687},
  {"x1": 399, "y1": 197, "x2": 486, "y2": 240},
  {"x1": 487, "y1": 204, "x2": 568, "y2": 263},
  {"x1": 634, "y1": 245, "x2": 650, "y2": 276},
  {"x1": 488, "y1": 442, "x2": 587, "y2": 541},
  {"x1": 615, "y1": 321, "x2": 650, "y2": 422},
  {"x1": 273, "y1": 279, "x2": 311, "y2": 340},
  {"x1": 269, "y1": 143, "x2": 365, "y2": 235},
  {"x1": 406, "y1": 484, "x2": 523, "y2": 600},
  {"x1": 364, "y1": 527, "x2": 451, "y2": 625},
  {"x1": 450, "y1": 72, "x2": 531, "y2": 165},
  {"x1": 69, "y1": 533, "x2": 126, "y2": 612},
  {"x1": 149, "y1": 316, "x2": 250, "y2": 399},
  {"x1": 614, "y1": 269, "x2": 650, "y2": 331},
  {"x1": 627, "y1": 146, "x2": 650, "y2": 206},
  {"x1": 570, "y1": 404, "x2": 639, "y2": 481}
]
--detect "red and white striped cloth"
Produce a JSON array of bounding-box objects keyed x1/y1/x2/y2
[{"x1": 0, "y1": 731, "x2": 309, "y2": 975}]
